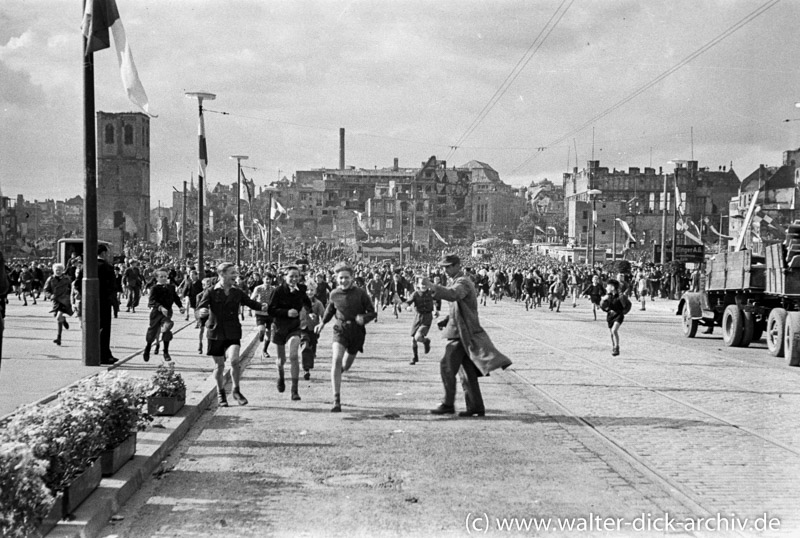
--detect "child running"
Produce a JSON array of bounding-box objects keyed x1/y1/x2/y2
[
  {"x1": 143, "y1": 267, "x2": 185, "y2": 362},
  {"x1": 315, "y1": 262, "x2": 377, "y2": 413},
  {"x1": 600, "y1": 278, "x2": 631, "y2": 356},
  {"x1": 404, "y1": 276, "x2": 434, "y2": 365},
  {"x1": 250, "y1": 277, "x2": 275, "y2": 359},
  {"x1": 43, "y1": 263, "x2": 73, "y2": 346},
  {"x1": 268, "y1": 265, "x2": 312, "y2": 401},
  {"x1": 299, "y1": 281, "x2": 325, "y2": 380}
]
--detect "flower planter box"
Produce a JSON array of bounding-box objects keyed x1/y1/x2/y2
[
  {"x1": 101, "y1": 433, "x2": 137, "y2": 477},
  {"x1": 62, "y1": 458, "x2": 102, "y2": 514},
  {"x1": 148, "y1": 394, "x2": 185, "y2": 416},
  {"x1": 36, "y1": 493, "x2": 63, "y2": 537}
]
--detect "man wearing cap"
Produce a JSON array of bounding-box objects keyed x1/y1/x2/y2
[{"x1": 423, "y1": 254, "x2": 512, "y2": 417}]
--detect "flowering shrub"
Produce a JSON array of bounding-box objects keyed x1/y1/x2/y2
[
  {"x1": 0, "y1": 391, "x2": 106, "y2": 493},
  {"x1": 150, "y1": 363, "x2": 186, "y2": 399},
  {"x1": 73, "y1": 372, "x2": 151, "y2": 449},
  {"x1": 0, "y1": 442, "x2": 55, "y2": 538}
]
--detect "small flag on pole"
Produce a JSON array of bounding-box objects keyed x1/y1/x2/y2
[
  {"x1": 431, "y1": 228, "x2": 448, "y2": 245},
  {"x1": 534, "y1": 225, "x2": 546, "y2": 234},
  {"x1": 81, "y1": 0, "x2": 155, "y2": 117},
  {"x1": 615, "y1": 218, "x2": 636, "y2": 243},
  {"x1": 239, "y1": 169, "x2": 253, "y2": 205},
  {"x1": 239, "y1": 214, "x2": 251, "y2": 243},
  {"x1": 270, "y1": 198, "x2": 288, "y2": 220}
]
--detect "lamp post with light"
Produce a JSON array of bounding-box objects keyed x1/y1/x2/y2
[
  {"x1": 185, "y1": 91, "x2": 216, "y2": 274},
  {"x1": 587, "y1": 189, "x2": 602, "y2": 267}
]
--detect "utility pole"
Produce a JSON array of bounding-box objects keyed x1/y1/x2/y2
[
  {"x1": 185, "y1": 91, "x2": 216, "y2": 276},
  {"x1": 180, "y1": 181, "x2": 186, "y2": 261},
  {"x1": 660, "y1": 171, "x2": 667, "y2": 265},
  {"x1": 230, "y1": 154, "x2": 248, "y2": 267}
]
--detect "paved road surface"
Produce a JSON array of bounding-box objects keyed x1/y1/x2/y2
[{"x1": 99, "y1": 297, "x2": 800, "y2": 537}]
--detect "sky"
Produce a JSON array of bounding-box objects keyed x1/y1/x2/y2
[{"x1": 2, "y1": 0, "x2": 800, "y2": 208}]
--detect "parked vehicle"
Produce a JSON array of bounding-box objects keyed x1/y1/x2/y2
[{"x1": 677, "y1": 240, "x2": 800, "y2": 366}]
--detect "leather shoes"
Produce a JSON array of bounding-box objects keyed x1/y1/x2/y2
[
  {"x1": 458, "y1": 410, "x2": 485, "y2": 417},
  {"x1": 100, "y1": 357, "x2": 118, "y2": 365},
  {"x1": 430, "y1": 404, "x2": 455, "y2": 415}
]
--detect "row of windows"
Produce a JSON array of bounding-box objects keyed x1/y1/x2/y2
[{"x1": 104, "y1": 123, "x2": 148, "y2": 147}]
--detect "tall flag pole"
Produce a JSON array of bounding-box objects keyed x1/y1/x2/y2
[
  {"x1": 186, "y1": 92, "x2": 216, "y2": 274},
  {"x1": 230, "y1": 155, "x2": 249, "y2": 267},
  {"x1": 81, "y1": 0, "x2": 101, "y2": 366}
]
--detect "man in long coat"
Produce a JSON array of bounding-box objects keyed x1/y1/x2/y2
[{"x1": 423, "y1": 254, "x2": 512, "y2": 417}]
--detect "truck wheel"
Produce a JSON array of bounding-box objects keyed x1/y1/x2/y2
[
  {"x1": 786, "y1": 312, "x2": 800, "y2": 367},
  {"x1": 722, "y1": 304, "x2": 743, "y2": 347},
  {"x1": 767, "y1": 308, "x2": 786, "y2": 357},
  {"x1": 740, "y1": 311, "x2": 755, "y2": 348},
  {"x1": 682, "y1": 307, "x2": 698, "y2": 338}
]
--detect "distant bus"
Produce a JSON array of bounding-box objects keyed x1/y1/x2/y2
[{"x1": 57, "y1": 239, "x2": 112, "y2": 267}]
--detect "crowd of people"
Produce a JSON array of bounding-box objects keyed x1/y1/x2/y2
[{"x1": 2, "y1": 241, "x2": 702, "y2": 414}]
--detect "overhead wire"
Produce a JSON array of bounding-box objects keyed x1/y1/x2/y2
[
  {"x1": 445, "y1": 0, "x2": 575, "y2": 162},
  {"x1": 510, "y1": 0, "x2": 781, "y2": 175}
]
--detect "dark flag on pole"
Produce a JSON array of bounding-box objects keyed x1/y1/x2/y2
[
  {"x1": 81, "y1": 0, "x2": 155, "y2": 116},
  {"x1": 198, "y1": 107, "x2": 209, "y2": 195}
]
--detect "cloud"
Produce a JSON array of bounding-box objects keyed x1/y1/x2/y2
[{"x1": 0, "y1": 60, "x2": 45, "y2": 107}]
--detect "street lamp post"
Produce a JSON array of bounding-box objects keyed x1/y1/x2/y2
[
  {"x1": 587, "y1": 189, "x2": 602, "y2": 267},
  {"x1": 230, "y1": 155, "x2": 248, "y2": 267},
  {"x1": 185, "y1": 91, "x2": 216, "y2": 275}
]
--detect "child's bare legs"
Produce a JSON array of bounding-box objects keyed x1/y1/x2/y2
[
  {"x1": 330, "y1": 342, "x2": 347, "y2": 412},
  {"x1": 610, "y1": 321, "x2": 621, "y2": 355}
]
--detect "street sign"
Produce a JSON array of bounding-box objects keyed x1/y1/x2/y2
[
  {"x1": 675, "y1": 244, "x2": 704, "y2": 263},
  {"x1": 652, "y1": 244, "x2": 705, "y2": 264}
]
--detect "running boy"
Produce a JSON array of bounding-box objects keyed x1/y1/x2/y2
[
  {"x1": 315, "y1": 262, "x2": 377, "y2": 413},
  {"x1": 600, "y1": 278, "x2": 631, "y2": 356},
  {"x1": 404, "y1": 276, "x2": 434, "y2": 365},
  {"x1": 268, "y1": 265, "x2": 312, "y2": 401},
  {"x1": 143, "y1": 268, "x2": 185, "y2": 362},
  {"x1": 197, "y1": 263, "x2": 267, "y2": 407},
  {"x1": 43, "y1": 263, "x2": 73, "y2": 346}
]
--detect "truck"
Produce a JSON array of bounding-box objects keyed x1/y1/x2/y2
[
  {"x1": 677, "y1": 239, "x2": 800, "y2": 366},
  {"x1": 57, "y1": 238, "x2": 113, "y2": 267}
]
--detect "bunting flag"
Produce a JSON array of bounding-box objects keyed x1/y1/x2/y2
[
  {"x1": 703, "y1": 217, "x2": 734, "y2": 240},
  {"x1": 270, "y1": 197, "x2": 288, "y2": 220},
  {"x1": 275, "y1": 226, "x2": 282, "y2": 235},
  {"x1": 239, "y1": 169, "x2": 253, "y2": 205},
  {"x1": 353, "y1": 210, "x2": 370, "y2": 235},
  {"x1": 81, "y1": 0, "x2": 155, "y2": 116},
  {"x1": 431, "y1": 228, "x2": 449, "y2": 245},
  {"x1": 534, "y1": 225, "x2": 546, "y2": 234},
  {"x1": 674, "y1": 184, "x2": 684, "y2": 216},
  {"x1": 239, "y1": 214, "x2": 252, "y2": 243},
  {"x1": 253, "y1": 218, "x2": 268, "y2": 248},
  {"x1": 684, "y1": 217, "x2": 702, "y2": 245},
  {"x1": 197, "y1": 102, "x2": 210, "y2": 196},
  {"x1": 615, "y1": 218, "x2": 636, "y2": 242}
]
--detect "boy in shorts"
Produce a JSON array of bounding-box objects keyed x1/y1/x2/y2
[
  {"x1": 404, "y1": 276, "x2": 434, "y2": 365},
  {"x1": 250, "y1": 277, "x2": 275, "y2": 358},
  {"x1": 315, "y1": 262, "x2": 377, "y2": 412},
  {"x1": 268, "y1": 265, "x2": 312, "y2": 401},
  {"x1": 197, "y1": 263, "x2": 267, "y2": 407},
  {"x1": 143, "y1": 267, "x2": 184, "y2": 362}
]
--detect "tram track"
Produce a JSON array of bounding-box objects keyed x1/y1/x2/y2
[
  {"x1": 481, "y1": 308, "x2": 800, "y2": 459},
  {"x1": 486, "y1": 299, "x2": 800, "y2": 395}
]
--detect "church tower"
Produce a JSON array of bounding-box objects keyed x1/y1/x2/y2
[{"x1": 96, "y1": 111, "x2": 150, "y2": 241}]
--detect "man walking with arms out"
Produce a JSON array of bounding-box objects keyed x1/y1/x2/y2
[{"x1": 423, "y1": 254, "x2": 512, "y2": 417}]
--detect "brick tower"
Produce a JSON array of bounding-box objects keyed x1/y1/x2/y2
[{"x1": 96, "y1": 111, "x2": 150, "y2": 243}]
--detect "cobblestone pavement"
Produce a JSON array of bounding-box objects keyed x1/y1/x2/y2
[{"x1": 101, "y1": 297, "x2": 799, "y2": 537}]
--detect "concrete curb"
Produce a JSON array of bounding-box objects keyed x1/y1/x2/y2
[{"x1": 46, "y1": 330, "x2": 261, "y2": 538}]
